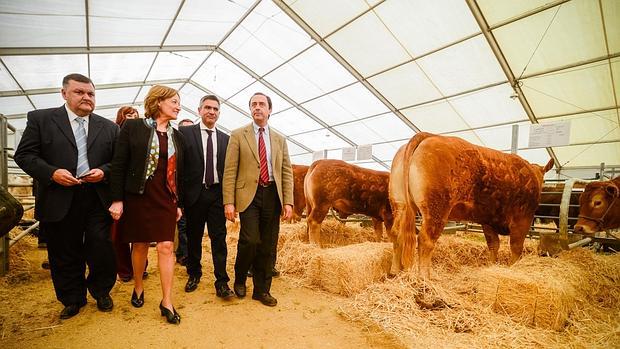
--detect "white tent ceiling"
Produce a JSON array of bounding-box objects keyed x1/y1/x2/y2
[{"x1": 0, "y1": 0, "x2": 618, "y2": 172}]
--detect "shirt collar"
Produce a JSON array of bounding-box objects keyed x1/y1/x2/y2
[
  {"x1": 65, "y1": 104, "x2": 90, "y2": 123},
  {"x1": 200, "y1": 122, "x2": 217, "y2": 132},
  {"x1": 253, "y1": 122, "x2": 268, "y2": 134}
]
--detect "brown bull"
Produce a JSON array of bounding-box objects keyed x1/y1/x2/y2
[
  {"x1": 290, "y1": 164, "x2": 309, "y2": 222},
  {"x1": 304, "y1": 159, "x2": 393, "y2": 245},
  {"x1": 390, "y1": 132, "x2": 554, "y2": 278},
  {"x1": 573, "y1": 176, "x2": 620, "y2": 234}
]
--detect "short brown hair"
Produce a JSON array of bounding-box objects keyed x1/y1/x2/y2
[
  {"x1": 62, "y1": 73, "x2": 94, "y2": 88},
  {"x1": 144, "y1": 85, "x2": 178, "y2": 119},
  {"x1": 115, "y1": 106, "x2": 139, "y2": 126}
]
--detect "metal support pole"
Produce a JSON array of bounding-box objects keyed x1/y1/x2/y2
[
  {"x1": 600, "y1": 162, "x2": 606, "y2": 179},
  {"x1": 558, "y1": 178, "x2": 576, "y2": 250},
  {"x1": 511, "y1": 124, "x2": 519, "y2": 154},
  {"x1": 1, "y1": 115, "x2": 10, "y2": 275}
]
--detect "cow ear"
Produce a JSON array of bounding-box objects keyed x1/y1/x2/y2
[{"x1": 606, "y1": 183, "x2": 619, "y2": 198}]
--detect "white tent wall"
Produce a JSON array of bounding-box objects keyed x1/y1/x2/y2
[{"x1": 0, "y1": 0, "x2": 618, "y2": 175}]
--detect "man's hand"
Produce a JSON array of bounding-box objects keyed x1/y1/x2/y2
[
  {"x1": 224, "y1": 204, "x2": 236, "y2": 222},
  {"x1": 176, "y1": 208, "x2": 183, "y2": 222},
  {"x1": 281, "y1": 204, "x2": 293, "y2": 221},
  {"x1": 109, "y1": 201, "x2": 123, "y2": 221},
  {"x1": 79, "y1": 168, "x2": 104, "y2": 183},
  {"x1": 52, "y1": 169, "x2": 81, "y2": 186}
]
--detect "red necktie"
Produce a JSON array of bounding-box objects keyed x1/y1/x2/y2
[{"x1": 258, "y1": 127, "x2": 269, "y2": 185}]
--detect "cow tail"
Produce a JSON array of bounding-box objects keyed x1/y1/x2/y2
[{"x1": 400, "y1": 132, "x2": 435, "y2": 269}]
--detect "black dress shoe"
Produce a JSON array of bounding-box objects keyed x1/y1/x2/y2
[
  {"x1": 272, "y1": 267, "x2": 280, "y2": 278},
  {"x1": 252, "y1": 292, "x2": 277, "y2": 307},
  {"x1": 119, "y1": 275, "x2": 132, "y2": 283},
  {"x1": 185, "y1": 276, "x2": 200, "y2": 293},
  {"x1": 60, "y1": 301, "x2": 86, "y2": 319},
  {"x1": 233, "y1": 283, "x2": 246, "y2": 298},
  {"x1": 142, "y1": 271, "x2": 149, "y2": 279},
  {"x1": 96, "y1": 295, "x2": 114, "y2": 312},
  {"x1": 216, "y1": 285, "x2": 235, "y2": 299},
  {"x1": 247, "y1": 267, "x2": 253, "y2": 278},
  {"x1": 131, "y1": 289, "x2": 144, "y2": 308},
  {"x1": 159, "y1": 301, "x2": 181, "y2": 324}
]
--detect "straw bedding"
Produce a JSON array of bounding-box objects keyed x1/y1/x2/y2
[{"x1": 277, "y1": 220, "x2": 620, "y2": 348}]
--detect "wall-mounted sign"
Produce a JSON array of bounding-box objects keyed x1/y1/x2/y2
[{"x1": 528, "y1": 121, "x2": 570, "y2": 148}]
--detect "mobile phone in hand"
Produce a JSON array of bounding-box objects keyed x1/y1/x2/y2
[{"x1": 77, "y1": 173, "x2": 91, "y2": 179}]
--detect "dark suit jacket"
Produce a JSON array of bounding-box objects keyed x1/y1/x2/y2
[
  {"x1": 14, "y1": 106, "x2": 119, "y2": 222},
  {"x1": 179, "y1": 124, "x2": 229, "y2": 208},
  {"x1": 109, "y1": 118, "x2": 185, "y2": 206}
]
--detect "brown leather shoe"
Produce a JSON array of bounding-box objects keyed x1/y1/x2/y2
[{"x1": 252, "y1": 292, "x2": 277, "y2": 307}]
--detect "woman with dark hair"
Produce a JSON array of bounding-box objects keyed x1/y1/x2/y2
[
  {"x1": 109, "y1": 86, "x2": 185, "y2": 324},
  {"x1": 111, "y1": 106, "x2": 146, "y2": 282}
]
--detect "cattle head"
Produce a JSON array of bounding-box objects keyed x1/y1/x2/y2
[{"x1": 574, "y1": 179, "x2": 619, "y2": 234}]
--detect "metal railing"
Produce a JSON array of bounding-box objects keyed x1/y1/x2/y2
[{"x1": 1, "y1": 114, "x2": 13, "y2": 275}]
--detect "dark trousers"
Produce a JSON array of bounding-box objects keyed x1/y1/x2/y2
[
  {"x1": 185, "y1": 184, "x2": 229, "y2": 287},
  {"x1": 235, "y1": 183, "x2": 281, "y2": 295},
  {"x1": 176, "y1": 215, "x2": 188, "y2": 258},
  {"x1": 42, "y1": 186, "x2": 116, "y2": 306},
  {"x1": 111, "y1": 222, "x2": 132, "y2": 279}
]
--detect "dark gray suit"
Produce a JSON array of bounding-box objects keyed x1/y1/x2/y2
[
  {"x1": 179, "y1": 124, "x2": 229, "y2": 287},
  {"x1": 14, "y1": 105, "x2": 118, "y2": 306}
]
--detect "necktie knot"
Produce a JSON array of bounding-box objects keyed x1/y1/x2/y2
[
  {"x1": 206, "y1": 129, "x2": 213, "y2": 136},
  {"x1": 259, "y1": 127, "x2": 264, "y2": 133},
  {"x1": 76, "y1": 117, "x2": 85, "y2": 125}
]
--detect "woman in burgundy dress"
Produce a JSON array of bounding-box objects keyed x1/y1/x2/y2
[{"x1": 109, "y1": 86, "x2": 185, "y2": 324}]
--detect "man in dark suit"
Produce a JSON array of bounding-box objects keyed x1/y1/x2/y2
[
  {"x1": 180, "y1": 95, "x2": 234, "y2": 299},
  {"x1": 223, "y1": 92, "x2": 294, "y2": 307},
  {"x1": 14, "y1": 73, "x2": 118, "y2": 319}
]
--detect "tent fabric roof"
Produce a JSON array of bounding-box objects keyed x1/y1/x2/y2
[{"x1": 1, "y1": 0, "x2": 618, "y2": 171}]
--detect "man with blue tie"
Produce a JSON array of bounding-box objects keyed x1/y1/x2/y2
[
  {"x1": 179, "y1": 95, "x2": 233, "y2": 299},
  {"x1": 14, "y1": 73, "x2": 119, "y2": 319}
]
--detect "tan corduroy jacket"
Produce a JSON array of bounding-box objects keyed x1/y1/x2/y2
[{"x1": 222, "y1": 123, "x2": 293, "y2": 212}]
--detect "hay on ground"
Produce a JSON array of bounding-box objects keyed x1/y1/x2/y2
[{"x1": 306, "y1": 242, "x2": 392, "y2": 296}]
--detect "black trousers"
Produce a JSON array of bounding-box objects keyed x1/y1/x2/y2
[
  {"x1": 185, "y1": 184, "x2": 229, "y2": 287},
  {"x1": 42, "y1": 185, "x2": 116, "y2": 306},
  {"x1": 235, "y1": 183, "x2": 281, "y2": 295}
]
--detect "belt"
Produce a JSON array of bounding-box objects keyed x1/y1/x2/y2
[{"x1": 258, "y1": 181, "x2": 274, "y2": 188}]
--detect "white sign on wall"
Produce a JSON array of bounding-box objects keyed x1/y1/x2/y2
[
  {"x1": 342, "y1": 147, "x2": 356, "y2": 161},
  {"x1": 528, "y1": 121, "x2": 571, "y2": 148},
  {"x1": 356, "y1": 144, "x2": 373, "y2": 160}
]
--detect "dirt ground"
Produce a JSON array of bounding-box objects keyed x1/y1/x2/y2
[{"x1": 0, "y1": 234, "x2": 402, "y2": 349}]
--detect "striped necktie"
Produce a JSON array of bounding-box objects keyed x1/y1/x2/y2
[
  {"x1": 75, "y1": 117, "x2": 90, "y2": 177},
  {"x1": 258, "y1": 127, "x2": 269, "y2": 185}
]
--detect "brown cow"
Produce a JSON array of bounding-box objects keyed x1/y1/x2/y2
[
  {"x1": 573, "y1": 176, "x2": 620, "y2": 234},
  {"x1": 390, "y1": 132, "x2": 554, "y2": 278},
  {"x1": 289, "y1": 164, "x2": 309, "y2": 222},
  {"x1": 304, "y1": 159, "x2": 393, "y2": 245}
]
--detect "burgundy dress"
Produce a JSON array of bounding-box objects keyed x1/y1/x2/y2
[{"x1": 120, "y1": 131, "x2": 177, "y2": 243}]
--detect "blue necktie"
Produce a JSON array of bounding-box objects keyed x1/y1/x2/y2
[{"x1": 75, "y1": 117, "x2": 90, "y2": 177}]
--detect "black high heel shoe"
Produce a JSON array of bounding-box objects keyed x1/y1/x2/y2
[
  {"x1": 159, "y1": 301, "x2": 181, "y2": 324},
  {"x1": 131, "y1": 289, "x2": 144, "y2": 308}
]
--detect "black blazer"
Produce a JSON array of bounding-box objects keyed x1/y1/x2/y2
[
  {"x1": 179, "y1": 124, "x2": 229, "y2": 208},
  {"x1": 14, "y1": 106, "x2": 119, "y2": 222},
  {"x1": 110, "y1": 118, "x2": 185, "y2": 206}
]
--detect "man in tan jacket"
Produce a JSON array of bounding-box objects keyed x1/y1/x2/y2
[{"x1": 223, "y1": 92, "x2": 293, "y2": 307}]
